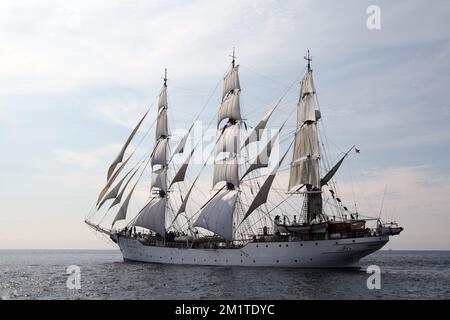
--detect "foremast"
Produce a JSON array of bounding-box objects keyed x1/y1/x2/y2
[{"x1": 132, "y1": 69, "x2": 170, "y2": 237}]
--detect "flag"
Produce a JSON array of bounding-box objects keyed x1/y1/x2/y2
[{"x1": 355, "y1": 148, "x2": 361, "y2": 154}]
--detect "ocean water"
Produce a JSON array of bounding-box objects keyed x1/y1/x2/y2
[{"x1": 0, "y1": 250, "x2": 448, "y2": 300}]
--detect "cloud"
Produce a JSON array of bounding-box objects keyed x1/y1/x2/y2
[
  {"x1": 1, "y1": 0, "x2": 450, "y2": 250},
  {"x1": 53, "y1": 144, "x2": 120, "y2": 168},
  {"x1": 335, "y1": 166, "x2": 450, "y2": 250}
]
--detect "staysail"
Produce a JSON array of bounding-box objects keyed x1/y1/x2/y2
[
  {"x1": 242, "y1": 148, "x2": 290, "y2": 223},
  {"x1": 169, "y1": 148, "x2": 195, "y2": 187},
  {"x1": 108, "y1": 165, "x2": 140, "y2": 210},
  {"x1": 320, "y1": 147, "x2": 353, "y2": 186},
  {"x1": 112, "y1": 184, "x2": 136, "y2": 226},
  {"x1": 97, "y1": 170, "x2": 131, "y2": 210},
  {"x1": 172, "y1": 124, "x2": 193, "y2": 155},
  {"x1": 241, "y1": 125, "x2": 282, "y2": 179},
  {"x1": 111, "y1": 155, "x2": 152, "y2": 225},
  {"x1": 243, "y1": 105, "x2": 276, "y2": 147},
  {"x1": 97, "y1": 156, "x2": 131, "y2": 205},
  {"x1": 106, "y1": 110, "x2": 149, "y2": 181}
]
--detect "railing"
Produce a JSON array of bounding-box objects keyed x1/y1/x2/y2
[
  {"x1": 120, "y1": 228, "x2": 382, "y2": 250},
  {"x1": 138, "y1": 239, "x2": 194, "y2": 249}
]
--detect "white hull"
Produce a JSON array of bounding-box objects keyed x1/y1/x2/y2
[{"x1": 117, "y1": 235, "x2": 389, "y2": 268}]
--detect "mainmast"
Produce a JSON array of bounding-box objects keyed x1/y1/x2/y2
[{"x1": 193, "y1": 49, "x2": 242, "y2": 241}]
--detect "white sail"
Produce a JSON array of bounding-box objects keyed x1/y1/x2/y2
[
  {"x1": 158, "y1": 86, "x2": 168, "y2": 111},
  {"x1": 222, "y1": 65, "x2": 240, "y2": 100},
  {"x1": 151, "y1": 138, "x2": 168, "y2": 167},
  {"x1": 217, "y1": 92, "x2": 242, "y2": 127},
  {"x1": 242, "y1": 149, "x2": 289, "y2": 223},
  {"x1": 108, "y1": 167, "x2": 139, "y2": 210},
  {"x1": 172, "y1": 124, "x2": 193, "y2": 155},
  {"x1": 215, "y1": 123, "x2": 240, "y2": 156},
  {"x1": 97, "y1": 170, "x2": 130, "y2": 210},
  {"x1": 151, "y1": 168, "x2": 167, "y2": 192},
  {"x1": 213, "y1": 157, "x2": 239, "y2": 189},
  {"x1": 156, "y1": 109, "x2": 168, "y2": 140},
  {"x1": 170, "y1": 149, "x2": 194, "y2": 187},
  {"x1": 107, "y1": 111, "x2": 149, "y2": 181},
  {"x1": 300, "y1": 70, "x2": 315, "y2": 99},
  {"x1": 289, "y1": 157, "x2": 320, "y2": 190},
  {"x1": 193, "y1": 189, "x2": 238, "y2": 241},
  {"x1": 292, "y1": 123, "x2": 320, "y2": 161},
  {"x1": 177, "y1": 176, "x2": 198, "y2": 214},
  {"x1": 241, "y1": 128, "x2": 280, "y2": 179},
  {"x1": 112, "y1": 184, "x2": 136, "y2": 226},
  {"x1": 297, "y1": 94, "x2": 316, "y2": 125},
  {"x1": 243, "y1": 105, "x2": 276, "y2": 147},
  {"x1": 97, "y1": 156, "x2": 130, "y2": 205},
  {"x1": 321, "y1": 149, "x2": 351, "y2": 186},
  {"x1": 134, "y1": 197, "x2": 167, "y2": 236}
]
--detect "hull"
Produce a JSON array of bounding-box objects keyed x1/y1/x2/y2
[{"x1": 117, "y1": 235, "x2": 389, "y2": 268}]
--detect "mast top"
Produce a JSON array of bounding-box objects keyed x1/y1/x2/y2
[
  {"x1": 162, "y1": 68, "x2": 168, "y2": 87},
  {"x1": 304, "y1": 50, "x2": 312, "y2": 71},
  {"x1": 229, "y1": 47, "x2": 237, "y2": 68}
]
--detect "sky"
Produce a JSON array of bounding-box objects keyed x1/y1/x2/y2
[{"x1": 0, "y1": 0, "x2": 449, "y2": 250}]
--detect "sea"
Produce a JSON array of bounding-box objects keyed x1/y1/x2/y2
[{"x1": 0, "y1": 250, "x2": 448, "y2": 300}]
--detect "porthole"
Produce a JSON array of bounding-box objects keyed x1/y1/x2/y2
[
  {"x1": 286, "y1": 244, "x2": 289, "y2": 247},
  {"x1": 240, "y1": 260, "x2": 243, "y2": 263},
  {"x1": 194, "y1": 259, "x2": 196, "y2": 262},
  {"x1": 266, "y1": 245, "x2": 269, "y2": 248},
  {"x1": 352, "y1": 240, "x2": 355, "y2": 243},
  {"x1": 335, "y1": 241, "x2": 338, "y2": 244},
  {"x1": 276, "y1": 260, "x2": 279, "y2": 263},
  {"x1": 170, "y1": 257, "x2": 172, "y2": 260},
  {"x1": 160, "y1": 256, "x2": 162, "y2": 259},
  {"x1": 300, "y1": 243, "x2": 303, "y2": 247},
  {"x1": 204, "y1": 259, "x2": 206, "y2": 262},
  {"x1": 315, "y1": 242, "x2": 318, "y2": 246},
  {"x1": 253, "y1": 260, "x2": 256, "y2": 263},
  {"x1": 279, "y1": 244, "x2": 282, "y2": 247},
  {"x1": 310, "y1": 258, "x2": 312, "y2": 261},
  {"x1": 295, "y1": 259, "x2": 298, "y2": 263}
]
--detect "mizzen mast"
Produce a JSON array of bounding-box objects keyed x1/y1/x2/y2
[{"x1": 288, "y1": 50, "x2": 323, "y2": 224}]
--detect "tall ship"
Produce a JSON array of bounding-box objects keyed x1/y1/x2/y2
[{"x1": 85, "y1": 50, "x2": 403, "y2": 268}]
